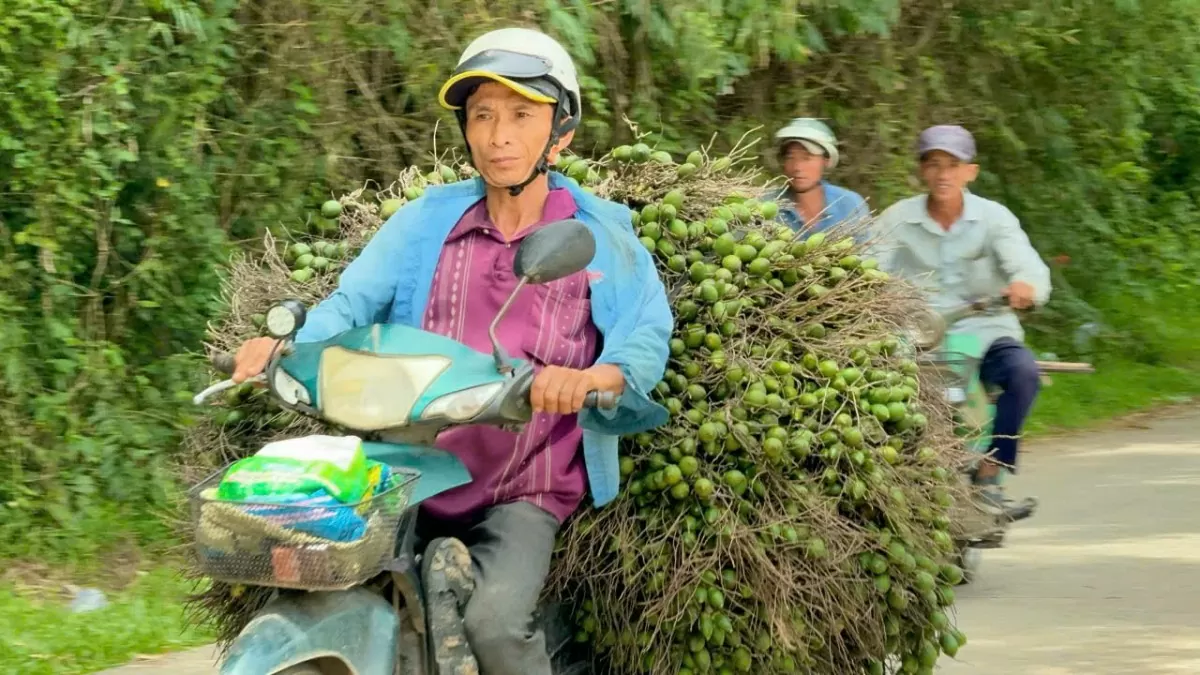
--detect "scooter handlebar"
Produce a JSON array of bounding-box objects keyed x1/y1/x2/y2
[
  {"x1": 193, "y1": 351, "x2": 261, "y2": 406},
  {"x1": 583, "y1": 390, "x2": 619, "y2": 410},
  {"x1": 939, "y1": 294, "x2": 1028, "y2": 325},
  {"x1": 211, "y1": 352, "x2": 236, "y2": 375},
  {"x1": 201, "y1": 351, "x2": 619, "y2": 411}
]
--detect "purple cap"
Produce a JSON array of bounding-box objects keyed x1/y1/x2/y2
[{"x1": 917, "y1": 125, "x2": 976, "y2": 161}]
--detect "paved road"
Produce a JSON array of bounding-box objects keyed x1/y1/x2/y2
[
  {"x1": 940, "y1": 408, "x2": 1200, "y2": 675},
  {"x1": 98, "y1": 409, "x2": 1200, "y2": 675}
]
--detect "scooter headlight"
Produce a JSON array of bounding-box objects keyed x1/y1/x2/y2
[
  {"x1": 421, "y1": 382, "x2": 505, "y2": 422},
  {"x1": 318, "y1": 346, "x2": 450, "y2": 431}
]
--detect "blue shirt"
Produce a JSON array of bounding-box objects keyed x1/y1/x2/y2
[
  {"x1": 295, "y1": 173, "x2": 673, "y2": 507},
  {"x1": 769, "y1": 181, "x2": 869, "y2": 236}
]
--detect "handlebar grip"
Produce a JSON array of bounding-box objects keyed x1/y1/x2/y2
[
  {"x1": 211, "y1": 352, "x2": 236, "y2": 375},
  {"x1": 584, "y1": 390, "x2": 619, "y2": 410}
]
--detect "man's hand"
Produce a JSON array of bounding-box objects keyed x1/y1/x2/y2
[
  {"x1": 530, "y1": 364, "x2": 625, "y2": 415},
  {"x1": 232, "y1": 337, "x2": 282, "y2": 383},
  {"x1": 1003, "y1": 281, "x2": 1036, "y2": 310}
]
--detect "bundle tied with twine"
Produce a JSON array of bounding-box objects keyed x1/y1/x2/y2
[{"x1": 180, "y1": 128, "x2": 976, "y2": 674}]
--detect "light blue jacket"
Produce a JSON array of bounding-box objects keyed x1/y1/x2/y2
[
  {"x1": 868, "y1": 190, "x2": 1051, "y2": 348},
  {"x1": 295, "y1": 172, "x2": 673, "y2": 507}
]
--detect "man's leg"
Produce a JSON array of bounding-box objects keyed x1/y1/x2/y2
[
  {"x1": 460, "y1": 501, "x2": 559, "y2": 675},
  {"x1": 976, "y1": 337, "x2": 1041, "y2": 502}
]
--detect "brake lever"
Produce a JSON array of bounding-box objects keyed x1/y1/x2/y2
[{"x1": 193, "y1": 373, "x2": 265, "y2": 406}]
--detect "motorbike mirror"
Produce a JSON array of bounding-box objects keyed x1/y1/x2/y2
[
  {"x1": 486, "y1": 220, "x2": 596, "y2": 374},
  {"x1": 265, "y1": 299, "x2": 307, "y2": 339},
  {"x1": 909, "y1": 308, "x2": 947, "y2": 351},
  {"x1": 512, "y1": 219, "x2": 597, "y2": 284}
]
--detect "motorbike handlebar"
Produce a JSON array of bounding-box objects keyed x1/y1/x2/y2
[
  {"x1": 211, "y1": 352, "x2": 236, "y2": 376},
  {"x1": 193, "y1": 351, "x2": 255, "y2": 406},
  {"x1": 1035, "y1": 360, "x2": 1095, "y2": 374},
  {"x1": 202, "y1": 350, "x2": 619, "y2": 412},
  {"x1": 937, "y1": 293, "x2": 1028, "y2": 327},
  {"x1": 584, "y1": 390, "x2": 619, "y2": 410}
]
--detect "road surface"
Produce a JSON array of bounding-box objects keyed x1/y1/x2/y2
[{"x1": 98, "y1": 409, "x2": 1200, "y2": 674}]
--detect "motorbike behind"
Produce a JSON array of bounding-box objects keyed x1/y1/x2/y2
[{"x1": 905, "y1": 295, "x2": 1094, "y2": 584}]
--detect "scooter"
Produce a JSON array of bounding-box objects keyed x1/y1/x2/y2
[
  {"x1": 906, "y1": 295, "x2": 1093, "y2": 584},
  {"x1": 189, "y1": 219, "x2": 645, "y2": 675}
]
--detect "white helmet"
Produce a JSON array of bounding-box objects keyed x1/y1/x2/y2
[
  {"x1": 438, "y1": 28, "x2": 582, "y2": 195},
  {"x1": 439, "y1": 27, "x2": 581, "y2": 130},
  {"x1": 776, "y1": 118, "x2": 840, "y2": 169}
]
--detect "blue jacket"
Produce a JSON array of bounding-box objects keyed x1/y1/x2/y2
[
  {"x1": 769, "y1": 181, "x2": 869, "y2": 237},
  {"x1": 295, "y1": 172, "x2": 673, "y2": 507}
]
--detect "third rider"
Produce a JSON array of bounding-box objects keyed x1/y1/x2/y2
[{"x1": 870, "y1": 124, "x2": 1052, "y2": 521}]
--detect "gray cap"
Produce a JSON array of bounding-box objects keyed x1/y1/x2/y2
[{"x1": 917, "y1": 124, "x2": 976, "y2": 161}]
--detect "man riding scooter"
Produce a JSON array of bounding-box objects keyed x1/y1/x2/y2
[
  {"x1": 768, "y1": 118, "x2": 869, "y2": 235},
  {"x1": 228, "y1": 27, "x2": 673, "y2": 675},
  {"x1": 869, "y1": 124, "x2": 1052, "y2": 517}
]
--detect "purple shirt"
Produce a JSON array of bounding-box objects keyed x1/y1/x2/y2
[{"x1": 420, "y1": 189, "x2": 600, "y2": 524}]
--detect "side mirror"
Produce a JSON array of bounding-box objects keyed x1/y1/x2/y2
[
  {"x1": 513, "y1": 219, "x2": 596, "y2": 284},
  {"x1": 265, "y1": 299, "x2": 307, "y2": 339},
  {"x1": 909, "y1": 307, "x2": 946, "y2": 351},
  {"x1": 487, "y1": 220, "x2": 596, "y2": 374}
]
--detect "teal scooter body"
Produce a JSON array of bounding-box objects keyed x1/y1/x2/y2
[
  {"x1": 215, "y1": 326, "x2": 499, "y2": 675},
  {"x1": 219, "y1": 587, "x2": 401, "y2": 675},
  {"x1": 277, "y1": 323, "x2": 523, "y2": 420}
]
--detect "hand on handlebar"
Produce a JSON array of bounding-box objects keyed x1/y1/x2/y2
[
  {"x1": 531, "y1": 364, "x2": 624, "y2": 415},
  {"x1": 1002, "y1": 281, "x2": 1036, "y2": 310},
  {"x1": 231, "y1": 337, "x2": 282, "y2": 383}
]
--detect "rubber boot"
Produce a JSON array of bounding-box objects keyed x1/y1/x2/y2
[{"x1": 422, "y1": 537, "x2": 479, "y2": 675}]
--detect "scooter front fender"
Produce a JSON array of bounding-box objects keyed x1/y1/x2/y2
[
  {"x1": 220, "y1": 587, "x2": 397, "y2": 675},
  {"x1": 363, "y1": 441, "x2": 472, "y2": 505},
  {"x1": 942, "y1": 332, "x2": 996, "y2": 456}
]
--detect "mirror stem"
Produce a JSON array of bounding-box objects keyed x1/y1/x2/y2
[{"x1": 489, "y1": 277, "x2": 528, "y2": 374}]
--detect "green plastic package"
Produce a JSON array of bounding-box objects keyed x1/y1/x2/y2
[{"x1": 216, "y1": 435, "x2": 370, "y2": 504}]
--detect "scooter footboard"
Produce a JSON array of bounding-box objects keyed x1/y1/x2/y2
[{"x1": 220, "y1": 587, "x2": 397, "y2": 675}]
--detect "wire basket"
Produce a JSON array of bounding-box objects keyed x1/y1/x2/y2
[{"x1": 188, "y1": 464, "x2": 417, "y2": 591}]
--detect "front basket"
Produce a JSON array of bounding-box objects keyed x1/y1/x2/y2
[{"x1": 188, "y1": 464, "x2": 417, "y2": 591}]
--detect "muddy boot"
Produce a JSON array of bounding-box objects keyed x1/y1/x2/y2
[
  {"x1": 422, "y1": 537, "x2": 479, "y2": 675},
  {"x1": 974, "y1": 481, "x2": 1038, "y2": 521},
  {"x1": 970, "y1": 483, "x2": 1039, "y2": 548}
]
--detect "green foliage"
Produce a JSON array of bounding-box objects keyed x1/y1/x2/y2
[
  {"x1": 0, "y1": 567, "x2": 212, "y2": 674},
  {"x1": 1027, "y1": 360, "x2": 1200, "y2": 436},
  {"x1": 0, "y1": 0, "x2": 235, "y2": 544},
  {"x1": 3, "y1": 0, "x2": 1200, "y2": 547}
]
